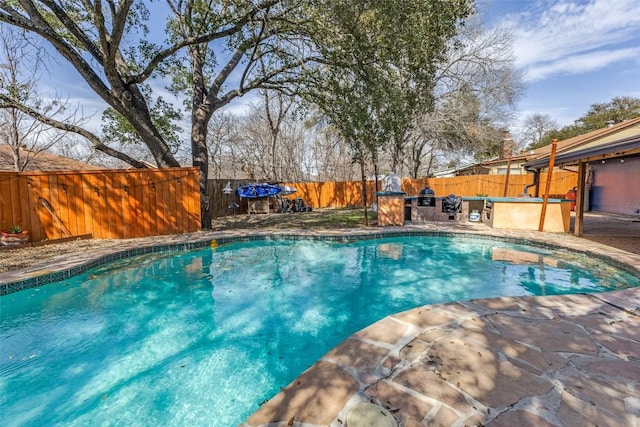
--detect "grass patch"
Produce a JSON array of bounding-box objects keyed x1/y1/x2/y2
[{"x1": 210, "y1": 207, "x2": 377, "y2": 231}]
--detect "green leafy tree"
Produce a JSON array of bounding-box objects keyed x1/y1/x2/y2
[
  {"x1": 581, "y1": 96, "x2": 640, "y2": 129},
  {"x1": 102, "y1": 92, "x2": 184, "y2": 154},
  {"x1": 305, "y1": 0, "x2": 474, "y2": 223},
  {"x1": 0, "y1": 0, "x2": 178, "y2": 170}
]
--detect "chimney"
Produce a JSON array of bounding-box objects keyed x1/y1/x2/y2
[{"x1": 500, "y1": 131, "x2": 514, "y2": 159}]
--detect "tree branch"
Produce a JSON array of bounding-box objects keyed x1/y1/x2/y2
[
  {"x1": 128, "y1": 0, "x2": 283, "y2": 84},
  {"x1": 0, "y1": 95, "x2": 150, "y2": 168},
  {"x1": 37, "y1": 0, "x2": 105, "y2": 64},
  {"x1": 0, "y1": 2, "x2": 120, "y2": 107}
]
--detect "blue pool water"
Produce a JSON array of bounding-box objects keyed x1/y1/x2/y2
[{"x1": 1, "y1": 236, "x2": 638, "y2": 426}]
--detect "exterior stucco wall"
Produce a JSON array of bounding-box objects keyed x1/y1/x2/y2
[{"x1": 590, "y1": 155, "x2": 640, "y2": 215}]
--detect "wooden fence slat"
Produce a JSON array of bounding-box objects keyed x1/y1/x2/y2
[
  {"x1": 59, "y1": 174, "x2": 73, "y2": 236},
  {"x1": 0, "y1": 176, "x2": 8, "y2": 231},
  {"x1": 188, "y1": 169, "x2": 201, "y2": 230},
  {"x1": 80, "y1": 174, "x2": 94, "y2": 238},
  {"x1": 48, "y1": 173, "x2": 63, "y2": 239},
  {"x1": 149, "y1": 171, "x2": 160, "y2": 236},
  {"x1": 28, "y1": 176, "x2": 42, "y2": 241},
  {"x1": 5, "y1": 174, "x2": 18, "y2": 230},
  {"x1": 160, "y1": 170, "x2": 172, "y2": 234},
  {"x1": 168, "y1": 171, "x2": 178, "y2": 232},
  {"x1": 67, "y1": 174, "x2": 81, "y2": 236},
  {"x1": 175, "y1": 171, "x2": 186, "y2": 229},
  {"x1": 139, "y1": 170, "x2": 150, "y2": 236},
  {"x1": 103, "y1": 173, "x2": 113, "y2": 239},
  {"x1": 139, "y1": 173, "x2": 150, "y2": 237},
  {"x1": 145, "y1": 171, "x2": 153, "y2": 235},
  {"x1": 157, "y1": 171, "x2": 166, "y2": 233},
  {"x1": 177, "y1": 171, "x2": 186, "y2": 228},
  {"x1": 115, "y1": 172, "x2": 126, "y2": 238},
  {"x1": 131, "y1": 171, "x2": 143, "y2": 238},
  {"x1": 124, "y1": 172, "x2": 135, "y2": 238},
  {"x1": 89, "y1": 173, "x2": 102, "y2": 238},
  {"x1": 161, "y1": 170, "x2": 170, "y2": 233}
]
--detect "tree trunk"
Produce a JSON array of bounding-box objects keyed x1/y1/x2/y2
[
  {"x1": 411, "y1": 144, "x2": 422, "y2": 179},
  {"x1": 271, "y1": 131, "x2": 279, "y2": 181},
  {"x1": 360, "y1": 159, "x2": 368, "y2": 226},
  {"x1": 374, "y1": 163, "x2": 380, "y2": 190},
  {"x1": 192, "y1": 107, "x2": 212, "y2": 229}
]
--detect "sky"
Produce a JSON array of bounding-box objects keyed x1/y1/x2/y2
[
  {"x1": 484, "y1": 0, "x2": 640, "y2": 129},
  {"x1": 24, "y1": 0, "x2": 640, "y2": 139}
]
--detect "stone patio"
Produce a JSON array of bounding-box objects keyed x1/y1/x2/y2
[{"x1": 244, "y1": 289, "x2": 640, "y2": 427}]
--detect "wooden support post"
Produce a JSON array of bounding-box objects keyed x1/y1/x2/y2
[
  {"x1": 538, "y1": 139, "x2": 558, "y2": 232},
  {"x1": 502, "y1": 155, "x2": 512, "y2": 197},
  {"x1": 574, "y1": 161, "x2": 586, "y2": 236}
]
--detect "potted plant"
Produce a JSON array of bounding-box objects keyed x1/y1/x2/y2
[{"x1": 1, "y1": 225, "x2": 30, "y2": 246}]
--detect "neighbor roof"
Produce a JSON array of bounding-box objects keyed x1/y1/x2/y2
[
  {"x1": 524, "y1": 117, "x2": 640, "y2": 169},
  {"x1": 0, "y1": 145, "x2": 103, "y2": 171}
]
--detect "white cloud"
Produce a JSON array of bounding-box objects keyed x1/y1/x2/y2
[
  {"x1": 499, "y1": 0, "x2": 640, "y2": 81},
  {"x1": 524, "y1": 46, "x2": 640, "y2": 81}
]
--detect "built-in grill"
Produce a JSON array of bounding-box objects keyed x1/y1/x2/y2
[
  {"x1": 418, "y1": 186, "x2": 435, "y2": 206},
  {"x1": 442, "y1": 194, "x2": 462, "y2": 215}
]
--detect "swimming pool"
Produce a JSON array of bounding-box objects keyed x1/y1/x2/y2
[{"x1": 1, "y1": 235, "x2": 638, "y2": 426}]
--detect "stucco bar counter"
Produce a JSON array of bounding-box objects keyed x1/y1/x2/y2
[
  {"x1": 376, "y1": 191, "x2": 407, "y2": 226},
  {"x1": 404, "y1": 196, "x2": 472, "y2": 223},
  {"x1": 482, "y1": 197, "x2": 572, "y2": 233}
]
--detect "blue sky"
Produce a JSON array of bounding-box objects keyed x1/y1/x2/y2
[
  {"x1": 34, "y1": 0, "x2": 640, "y2": 136},
  {"x1": 484, "y1": 0, "x2": 640, "y2": 128}
]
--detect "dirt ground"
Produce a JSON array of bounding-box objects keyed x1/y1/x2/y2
[{"x1": 1, "y1": 210, "x2": 638, "y2": 273}]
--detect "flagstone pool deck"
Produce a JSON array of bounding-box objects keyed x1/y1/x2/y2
[{"x1": 1, "y1": 222, "x2": 639, "y2": 426}]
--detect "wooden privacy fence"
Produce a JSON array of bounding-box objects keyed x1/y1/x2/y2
[
  {"x1": 208, "y1": 179, "x2": 379, "y2": 217},
  {"x1": 0, "y1": 167, "x2": 201, "y2": 242},
  {"x1": 208, "y1": 171, "x2": 577, "y2": 215},
  {"x1": 1, "y1": 169, "x2": 574, "y2": 240},
  {"x1": 401, "y1": 171, "x2": 577, "y2": 200}
]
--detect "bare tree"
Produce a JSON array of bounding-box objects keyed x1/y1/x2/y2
[
  {"x1": 207, "y1": 112, "x2": 241, "y2": 180},
  {"x1": 48, "y1": 134, "x2": 93, "y2": 161},
  {"x1": 260, "y1": 90, "x2": 292, "y2": 181},
  {"x1": 230, "y1": 96, "x2": 307, "y2": 182},
  {"x1": 316, "y1": 134, "x2": 359, "y2": 182},
  {"x1": 275, "y1": 112, "x2": 308, "y2": 182},
  {"x1": 521, "y1": 113, "x2": 559, "y2": 150},
  {"x1": 0, "y1": 25, "x2": 93, "y2": 170},
  {"x1": 206, "y1": 97, "x2": 312, "y2": 182},
  {"x1": 403, "y1": 17, "x2": 524, "y2": 177}
]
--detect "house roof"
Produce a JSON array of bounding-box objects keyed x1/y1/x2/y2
[
  {"x1": 0, "y1": 145, "x2": 103, "y2": 171},
  {"x1": 479, "y1": 152, "x2": 531, "y2": 167},
  {"x1": 524, "y1": 116, "x2": 640, "y2": 169},
  {"x1": 432, "y1": 163, "x2": 489, "y2": 177},
  {"x1": 433, "y1": 117, "x2": 640, "y2": 175}
]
